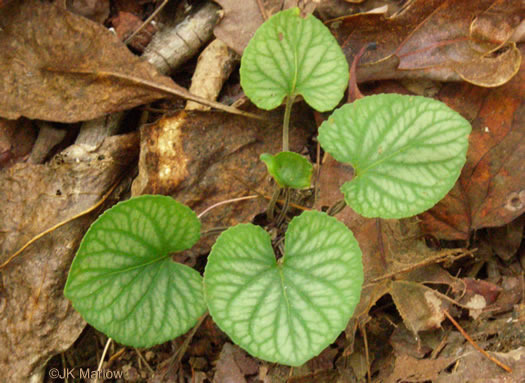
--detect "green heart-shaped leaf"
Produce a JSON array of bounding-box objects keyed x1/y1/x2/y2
[
  {"x1": 260, "y1": 151, "x2": 313, "y2": 189},
  {"x1": 64, "y1": 195, "x2": 206, "y2": 348},
  {"x1": 240, "y1": 7, "x2": 349, "y2": 112},
  {"x1": 204, "y1": 211, "x2": 363, "y2": 366},
  {"x1": 318, "y1": 94, "x2": 471, "y2": 218}
]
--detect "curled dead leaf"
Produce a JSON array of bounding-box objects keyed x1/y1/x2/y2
[{"x1": 455, "y1": 43, "x2": 522, "y2": 87}]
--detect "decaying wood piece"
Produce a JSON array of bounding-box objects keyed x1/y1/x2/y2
[
  {"x1": 28, "y1": 122, "x2": 67, "y2": 164},
  {"x1": 131, "y1": 108, "x2": 313, "y2": 256},
  {"x1": 143, "y1": 2, "x2": 221, "y2": 75},
  {"x1": 186, "y1": 39, "x2": 240, "y2": 111},
  {"x1": 76, "y1": 1, "x2": 223, "y2": 146},
  {"x1": 75, "y1": 112, "x2": 125, "y2": 149}
]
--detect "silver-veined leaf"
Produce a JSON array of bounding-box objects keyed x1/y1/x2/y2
[
  {"x1": 65, "y1": 195, "x2": 206, "y2": 347},
  {"x1": 318, "y1": 94, "x2": 471, "y2": 218},
  {"x1": 240, "y1": 7, "x2": 349, "y2": 112},
  {"x1": 204, "y1": 211, "x2": 363, "y2": 366}
]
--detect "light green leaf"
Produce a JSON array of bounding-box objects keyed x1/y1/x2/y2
[
  {"x1": 204, "y1": 211, "x2": 363, "y2": 366},
  {"x1": 240, "y1": 7, "x2": 349, "y2": 112},
  {"x1": 64, "y1": 195, "x2": 206, "y2": 348},
  {"x1": 260, "y1": 151, "x2": 313, "y2": 189},
  {"x1": 318, "y1": 94, "x2": 471, "y2": 219}
]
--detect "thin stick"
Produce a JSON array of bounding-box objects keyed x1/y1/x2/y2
[
  {"x1": 256, "y1": 0, "x2": 269, "y2": 20},
  {"x1": 0, "y1": 176, "x2": 122, "y2": 270},
  {"x1": 172, "y1": 313, "x2": 208, "y2": 363},
  {"x1": 364, "y1": 249, "x2": 474, "y2": 286},
  {"x1": 197, "y1": 195, "x2": 259, "y2": 219},
  {"x1": 43, "y1": 68, "x2": 263, "y2": 120},
  {"x1": 61, "y1": 353, "x2": 69, "y2": 383},
  {"x1": 313, "y1": 140, "x2": 321, "y2": 205},
  {"x1": 125, "y1": 0, "x2": 169, "y2": 45},
  {"x1": 135, "y1": 348, "x2": 155, "y2": 374},
  {"x1": 95, "y1": 338, "x2": 113, "y2": 383},
  {"x1": 265, "y1": 195, "x2": 310, "y2": 212},
  {"x1": 266, "y1": 187, "x2": 281, "y2": 221},
  {"x1": 275, "y1": 188, "x2": 290, "y2": 226},
  {"x1": 359, "y1": 323, "x2": 372, "y2": 383},
  {"x1": 107, "y1": 348, "x2": 126, "y2": 365},
  {"x1": 443, "y1": 310, "x2": 512, "y2": 373}
]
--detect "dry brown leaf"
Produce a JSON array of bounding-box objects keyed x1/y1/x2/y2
[
  {"x1": 471, "y1": 0, "x2": 525, "y2": 45},
  {"x1": 486, "y1": 215, "x2": 525, "y2": 261},
  {"x1": 213, "y1": 0, "x2": 316, "y2": 55},
  {"x1": 0, "y1": 0, "x2": 173, "y2": 122},
  {"x1": 67, "y1": 0, "x2": 110, "y2": 24},
  {"x1": 386, "y1": 355, "x2": 455, "y2": 383},
  {"x1": 213, "y1": 0, "x2": 264, "y2": 55},
  {"x1": 436, "y1": 347, "x2": 525, "y2": 382},
  {"x1": 0, "y1": 133, "x2": 138, "y2": 381},
  {"x1": 390, "y1": 280, "x2": 449, "y2": 335},
  {"x1": 0, "y1": 1, "x2": 253, "y2": 123},
  {"x1": 213, "y1": 343, "x2": 259, "y2": 383},
  {"x1": 333, "y1": 0, "x2": 524, "y2": 86},
  {"x1": 420, "y1": 48, "x2": 525, "y2": 239},
  {"x1": 0, "y1": 118, "x2": 35, "y2": 168},
  {"x1": 455, "y1": 43, "x2": 522, "y2": 87}
]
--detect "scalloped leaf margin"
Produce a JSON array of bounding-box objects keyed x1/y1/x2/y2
[
  {"x1": 64, "y1": 195, "x2": 206, "y2": 348},
  {"x1": 203, "y1": 210, "x2": 363, "y2": 366},
  {"x1": 318, "y1": 94, "x2": 471, "y2": 219},
  {"x1": 240, "y1": 7, "x2": 349, "y2": 112}
]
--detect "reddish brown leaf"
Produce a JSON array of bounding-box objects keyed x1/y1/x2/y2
[
  {"x1": 0, "y1": 118, "x2": 35, "y2": 168},
  {"x1": 213, "y1": 0, "x2": 264, "y2": 55},
  {"x1": 0, "y1": 0, "x2": 175, "y2": 123},
  {"x1": 420, "y1": 49, "x2": 525, "y2": 239},
  {"x1": 111, "y1": 11, "x2": 156, "y2": 52},
  {"x1": 332, "y1": 0, "x2": 523, "y2": 86},
  {"x1": 486, "y1": 215, "x2": 525, "y2": 261},
  {"x1": 462, "y1": 278, "x2": 502, "y2": 305}
]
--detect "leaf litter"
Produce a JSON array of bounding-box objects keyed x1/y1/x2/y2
[
  {"x1": 0, "y1": 0, "x2": 258, "y2": 122},
  {"x1": 0, "y1": 0, "x2": 523, "y2": 382}
]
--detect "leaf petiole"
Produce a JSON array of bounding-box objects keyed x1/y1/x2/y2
[{"x1": 282, "y1": 94, "x2": 296, "y2": 152}]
